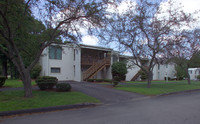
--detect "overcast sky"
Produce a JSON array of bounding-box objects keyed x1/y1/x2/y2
[{"x1": 81, "y1": 0, "x2": 200, "y2": 47}]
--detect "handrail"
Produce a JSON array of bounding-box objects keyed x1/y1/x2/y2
[
  {"x1": 131, "y1": 66, "x2": 149, "y2": 81},
  {"x1": 81, "y1": 57, "x2": 110, "y2": 65},
  {"x1": 83, "y1": 58, "x2": 108, "y2": 80},
  {"x1": 83, "y1": 58, "x2": 106, "y2": 75}
]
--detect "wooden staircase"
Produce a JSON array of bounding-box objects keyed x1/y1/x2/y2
[
  {"x1": 131, "y1": 66, "x2": 149, "y2": 81},
  {"x1": 83, "y1": 58, "x2": 108, "y2": 81},
  {"x1": 131, "y1": 70, "x2": 141, "y2": 81}
]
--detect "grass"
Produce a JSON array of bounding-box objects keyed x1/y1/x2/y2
[
  {"x1": 94, "y1": 82, "x2": 111, "y2": 84},
  {"x1": 0, "y1": 90, "x2": 99, "y2": 112},
  {"x1": 3, "y1": 79, "x2": 36, "y2": 88},
  {"x1": 124, "y1": 80, "x2": 183, "y2": 84},
  {"x1": 116, "y1": 80, "x2": 200, "y2": 95}
]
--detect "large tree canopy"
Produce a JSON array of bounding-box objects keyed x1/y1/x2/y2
[
  {"x1": 98, "y1": 0, "x2": 197, "y2": 87},
  {"x1": 0, "y1": 0, "x2": 113, "y2": 97},
  {"x1": 169, "y1": 29, "x2": 200, "y2": 84}
]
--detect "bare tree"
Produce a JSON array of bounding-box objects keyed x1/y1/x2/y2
[
  {"x1": 168, "y1": 29, "x2": 200, "y2": 84},
  {"x1": 0, "y1": 0, "x2": 112, "y2": 97},
  {"x1": 99, "y1": 0, "x2": 196, "y2": 87}
]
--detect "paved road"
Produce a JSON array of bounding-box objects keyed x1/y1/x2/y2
[
  {"x1": 67, "y1": 81, "x2": 145, "y2": 103},
  {"x1": 1, "y1": 91, "x2": 200, "y2": 124}
]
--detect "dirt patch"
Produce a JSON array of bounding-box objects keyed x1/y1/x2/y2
[{"x1": 0, "y1": 86, "x2": 11, "y2": 88}]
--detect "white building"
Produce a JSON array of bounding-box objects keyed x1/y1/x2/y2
[
  {"x1": 40, "y1": 43, "x2": 115, "y2": 81},
  {"x1": 153, "y1": 63, "x2": 176, "y2": 80},
  {"x1": 124, "y1": 59, "x2": 176, "y2": 81},
  {"x1": 188, "y1": 68, "x2": 200, "y2": 80},
  {"x1": 40, "y1": 43, "x2": 176, "y2": 81}
]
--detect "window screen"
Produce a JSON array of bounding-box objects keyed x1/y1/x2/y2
[
  {"x1": 51, "y1": 67, "x2": 61, "y2": 73},
  {"x1": 49, "y1": 46, "x2": 62, "y2": 60}
]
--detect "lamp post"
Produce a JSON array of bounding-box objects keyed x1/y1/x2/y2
[{"x1": 165, "y1": 72, "x2": 168, "y2": 83}]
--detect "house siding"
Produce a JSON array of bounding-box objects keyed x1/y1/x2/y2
[
  {"x1": 40, "y1": 43, "x2": 176, "y2": 82},
  {"x1": 40, "y1": 44, "x2": 81, "y2": 81}
]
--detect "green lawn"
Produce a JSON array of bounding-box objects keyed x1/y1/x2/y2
[
  {"x1": 125, "y1": 80, "x2": 183, "y2": 84},
  {"x1": 116, "y1": 81, "x2": 200, "y2": 95},
  {"x1": 0, "y1": 90, "x2": 99, "y2": 112},
  {"x1": 3, "y1": 79, "x2": 36, "y2": 88}
]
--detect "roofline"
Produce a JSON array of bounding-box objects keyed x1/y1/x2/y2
[
  {"x1": 188, "y1": 68, "x2": 200, "y2": 70},
  {"x1": 80, "y1": 44, "x2": 113, "y2": 51}
]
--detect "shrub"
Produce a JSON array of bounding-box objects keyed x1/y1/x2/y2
[
  {"x1": 175, "y1": 65, "x2": 186, "y2": 80},
  {"x1": 197, "y1": 75, "x2": 200, "y2": 80},
  {"x1": 99, "y1": 79, "x2": 112, "y2": 82},
  {"x1": 87, "y1": 79, "x2": 95, "y2": 82},
  {"x1": 164, "y1": 77, "x2": 171, "y2": 81},
  {"x1": 0, "y1": 76, "x2": 6, "y2": 87},
  {"x1": 112, "y1": 62, "x2": 127, "y2": 82},
  {"x1": 31, "y1": 64, "x2": 42, "y2": 79},
  {"x1": 95, "y1": 79, "x2": 104, "y2": 82},
  {"x1": 139, "y1": 70, "x2": 147, "y2": 80},
  {"x1": 177, "y1": 76, "x2": 183, "y2": 80},
  {"x1": 56, "y1": 83, "x2": 71, "y2": 92},
  {"x1": 88, "y1": 79, "x2": 112, "y2": 82},
  {"x1": 112, "y1": 81, "x2": 119, "y2": 87},
  {"x1": 35, "y1": 76, "x2": 58, "y2": 90},
  {"x1": 104, "y1": 79, "x2": 112, "y2": 82}
]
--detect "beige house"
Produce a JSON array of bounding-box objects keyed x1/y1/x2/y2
[{"x1": 40, "y1": 43, "x2": 176, "y2": 81}]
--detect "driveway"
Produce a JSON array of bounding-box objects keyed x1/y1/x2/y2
[
  {"x1": 66, "y1": 81, "x2": 145, "y2": 104},
  {"x1": 0, "y1": 81, "x2": 144, "y2": 104},
  {"x1": 1, "y1": 90, "x2": 200, "y2": 124}
]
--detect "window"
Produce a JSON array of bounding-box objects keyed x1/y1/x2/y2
[
  {"x1": 158, "y1": 64, "x2": 160, "y2": 70},
  {"x1": 49, "y1": 46, "x2": 62, "y2": 60},
  {"x1": 74, "y1": 65, "x2": 75, "y2": 77},
  {"x1": 74, "y1": 49, "x2": 76, "y2": 61},
  {"x1": 51, "y1": 67, "x2": 61, "y2": 73},
  {"x1": 166, "y1": 64, "x2": 168, "y2": 68},
  {"x1": 113, "y1": 55, "x2": 118, "y2": 62},
  {"x1": 190, "y1": 70, "x2": 192, "y2": 74}
]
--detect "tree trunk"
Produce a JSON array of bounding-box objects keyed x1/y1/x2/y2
[
  {"x1": 186, "y1": 68, "x2": 191, "y2": 85},
  {"x1": 147, "y1": 71, "x2": 153, "y2": 88},
  {"x1": 21, "y1": 69, "x2": 33, "y2": 98},
  {"x1": 2, "y1": 55, "x2": 7, "y2": 78}
]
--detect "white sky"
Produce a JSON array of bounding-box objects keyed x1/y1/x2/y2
[
  {"x1": 81, "y1": 35, "x2": 99, "y2": 46},
  {"x1": 81, "y1": 0, "x2": 136, "y2": 46},
  {"x1": 82, "y1": 0, "x2": 200, "y2": 47}
]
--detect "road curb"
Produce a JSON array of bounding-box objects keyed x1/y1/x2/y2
[
  {"x1": 157, "y1": 89, "x2": 200, "y2": 96},
  {"x1": 0, "y1": 103, "x2": 96, "y2": 117}
]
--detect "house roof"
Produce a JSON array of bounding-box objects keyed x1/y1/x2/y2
[
  {"x1": 188, "y1": 68, "x2": 200, "y2": 70},
  {"x1": 80, "y1": 44, "x2": 113, "y2": 51},
  {"x1": 50, "y1": 42, "x2": 113, "y2": 51}
]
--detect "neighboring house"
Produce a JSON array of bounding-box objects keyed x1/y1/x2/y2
[
  {"x1": 124, "y1": 59, "x2": 176, "y2": 81},
  {"x1": 153, "y1": 63, "x2": 176, "y2": 80},
  {"x1": 39, "y1": 43, "x2": 176, "y2": 81},
  {"x1": 188, "y1": 68, "x2": 200, "y2": 80}
]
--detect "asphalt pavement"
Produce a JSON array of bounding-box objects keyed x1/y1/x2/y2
[
  {"x1": 67, "y1": 81, "x2": 145, "y2": 103},
  {"x1": 1, "y1": 90, "x2": 200, "y2": 124}
]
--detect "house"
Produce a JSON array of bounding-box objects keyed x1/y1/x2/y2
[
  {"x1": 40, "y1": 43, "x2": 117, "y2": 81},
  {"x1": 153, "y1": 63, "x2": 176, "y2": 80},
  {"x1": 124, "y1": 59, "x2": 176, "y2": 81},
  {"x1": 188, "y1": 68, "x2": 200, "y2": 80},
  {"x1": 39, "y1": 43, "x2": 176, "y2": 81}
]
